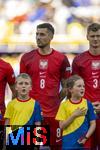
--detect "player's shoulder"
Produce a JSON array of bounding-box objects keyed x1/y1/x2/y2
[
  {"x1": 53, "y1": 49, "x2": 67, "y2": 61},
  {"x1": 53, "y1": 49, "x2": 65, "y2": 57},
  {"x1": 73, "y1": 51, "x2": 89, "y2": 63},
  {"x1": 75, "y1": 51, "x2": 89, "y2": 59},
  {"x1": 21, "y1": 49, "x2": 38, "y2": 60},
  {"x1": 0, "y1": 58, "x2": 9, "y2": 65},
  {"x1": 0, "y1": 58, "x2": 12, "y2": 69}
]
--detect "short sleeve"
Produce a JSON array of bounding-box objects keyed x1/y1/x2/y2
[
  {"x1": 55, "y1": 102, "x2": 67, "y2": 121},
  {"x1": 87, "y1": 100, "x2": 97, "y2": 121},
  {"x1": 72, "y1": 56, "x2": 81, "y2": 75},
  {"x1": 6, "y1": 64, "x2": 15, "y2": 85},
  {"x1": 60, "y1": 55, "x2": 71, "y2": 79},
  {"x1": 4, "y1": 101, "x2": 13, "y2": 119},
  {"x1": 20, "y1": 55, "x2": 27, "y2": 73},
  {"x1": 34, "y1": 101, "x2": 42, "y2": 122}
]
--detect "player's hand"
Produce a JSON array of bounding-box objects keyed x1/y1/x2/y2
[
  {"x1": 73, "y1": 107, "x2": 87, "y2": 118},
  {"x1": 92, "y1": 101, "x2": 100, "y2": 113}
]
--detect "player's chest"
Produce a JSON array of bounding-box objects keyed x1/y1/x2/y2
[
  {"x1": 0, "y1": 67, "x2": 6, "y2": 81},
  {"x1": 27, "y1": 57, "x2": 61, "y2": 75},
  {"x1": 80, "y1": 59, "x2": 100, "y2": 76}
]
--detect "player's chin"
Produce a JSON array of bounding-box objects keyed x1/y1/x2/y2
[
  {"x1": 38, "y1": 44, "x2": 47, "y2": 48},
  {"x1": 37, "y1": 43, "x2": 43, "y2": 47}
]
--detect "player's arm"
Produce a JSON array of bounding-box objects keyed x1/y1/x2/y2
[
  {"x1": 72, "y1": 56, "x2": 80, "y2": 75},
  {"x1": 9, "y1": 84, "x2": 16, "y2": 99},
  {"x1": 60, "y1": 56, "x2": 71, "y2": 101},
  {"x1": 20, "y1": 54, "x2": 27, "y2": 73},
  {"x1": 7, "y1": 63, "x2": 16, "y2": 99},
  {"x1": 59, "y1": 78, "x2": 67, "y2": 101}
]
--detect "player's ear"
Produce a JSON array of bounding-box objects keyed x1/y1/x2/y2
[
  {"x1": 86, "y1": 33, "x2": 89, "y2": 40},
  {"x1": 49, "y1": 31, "x2": 53, "y2": 40},
  {"x1": 51, "y1": 33, "x2": 53, "y2": 39},
  {"x1": 15, "y1": 84, "x2": 18, "y2": 91}
]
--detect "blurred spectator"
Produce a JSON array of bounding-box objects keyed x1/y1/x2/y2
[
  {"x1": 60, "y1": 0, "x2": 91, "y2": 7},
  {"x1": 0, "y1": 0, "x2": 100, "y2": 52}
]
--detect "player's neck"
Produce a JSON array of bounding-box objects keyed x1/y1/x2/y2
[
  {"x1": 89, "y1": 47, "x2": 100, "y2": 56},
  {"x1": 38, "y1": 47, "x2": 52, "y2": 55}
]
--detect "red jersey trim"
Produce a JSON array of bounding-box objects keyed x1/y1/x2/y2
[
  {"x1": 69, "y1": 98, "x2": 82, "y2": 104},
  {"x1": 17, "y1": 98, "x2": 31, "y2": 102},
  {"x1": 88, "y1": 50, "x2": 100, "y2": 57},
  {"x1": 37, "y1": 48, "x2": 54, "y2": 56}
]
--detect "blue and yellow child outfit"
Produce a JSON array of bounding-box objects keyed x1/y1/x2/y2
[
  {"x1": 4, "y1": 98, "x2": 42, "y2": 126},
  {"x1": 56, "y1": 98, "x2": 96, "y2": 150}
]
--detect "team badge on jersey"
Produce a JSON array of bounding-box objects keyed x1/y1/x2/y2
[
  {"x1": 39, "y1": 59, "x2": 48, "y2": 69},
  {"x1": 91, "y1": 60, "x2": 100, "y2": 70}
]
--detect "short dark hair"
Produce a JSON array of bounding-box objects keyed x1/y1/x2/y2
[
  {"x1": 87, "y1": 23, "x2": 100, "y2": 33},
  {"x1": 37, "y1": 23, "x2": 54, "y2": 35}
]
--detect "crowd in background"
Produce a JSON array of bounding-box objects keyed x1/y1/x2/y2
[{"x1": 0, "y1": 0, "x2": 100, "y2": 45}]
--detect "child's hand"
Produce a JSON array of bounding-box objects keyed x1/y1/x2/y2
[
  {"x1": 73, "y1": 107, "x2": 87, "y2": 118},
  {"x1": 77, "y1": 137, "x2": 87, "y2": 145}
]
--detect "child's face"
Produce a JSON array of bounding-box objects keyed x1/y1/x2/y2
[
  {"x1": 71, "y1": 79, "x2": 85, "y2": 99},
  {"x1": 15, "y1": 77, "x2": 32, "y2": 97}
]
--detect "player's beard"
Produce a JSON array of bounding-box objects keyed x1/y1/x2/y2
[{"x1": 37, "y1": 43, "x2": 48, "y2": 48}]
